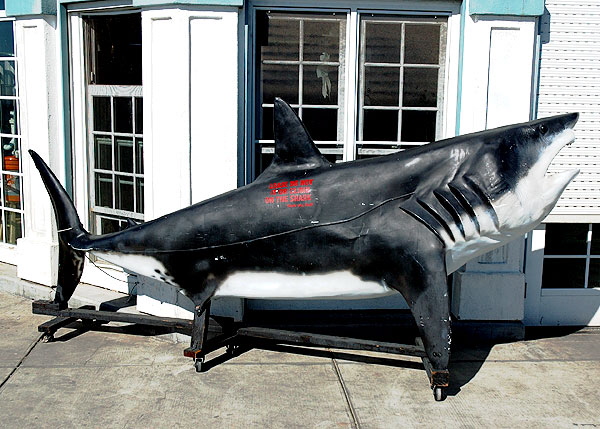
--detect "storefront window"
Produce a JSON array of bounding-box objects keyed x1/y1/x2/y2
[
  {"x1": 253, "y1": 10, "x2": 447, "y2": 176},
  {"x1": 84, "y1": 13, "x2": 143, "y2": 234},
  {"x1": 0, "y1": 19, "x2": 22, "y2": 245},
  {"x1": 542, "y1": 223, "x2": 600, "y2": 288}
]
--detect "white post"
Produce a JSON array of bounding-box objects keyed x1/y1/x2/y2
[
  {"x1": 15, "y1": 16, "x2": 60, "y2": 286},
  {"x1": 137, "y1": 7, "x2": 243, "y2": 321}
]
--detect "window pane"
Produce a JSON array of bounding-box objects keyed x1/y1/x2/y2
[
  {"x1": 95, "y1": 173, "x2": 113, "y2": 208},
  {"x1": 260, "y1": 106, "x2": 274, "y2": 140},
  {"x1": 404, "y1": 24, "x2": 440, "y2": 65},
  {"x1": 0, "y1": 21, "x2": 14, "y2": 57},
  {"x1": 303, "y1": 64, "x2": 338, "y2": 105},
  {"x1": 363, "y1": 109, "x2": 398, "y2": 141},
  {"x1": 3, "y1": 174, "x2": 20, "y2": 209},
  {"x1": 591, "y1": 224, "x2": 600, "y2": 255},
  {"x1": 260, "y1": 15, "x2": 300, "y2": 61},
  {"x1": 545, "y1": 223, "x2": 588, "y2": 255},
  {"x1": 93, "y1": 97, "x2": 111, "y2": 132},
  {"x1": 403, "y1": 67, "x2": 438, "y2": 107},
  {"x1": 100, "y1": 217, "x2": 121, "y2": 235},
  {"x1": 135, "y1": 97, "x2": 143, "y2": 134},
  {"x1": 401, "y1": 110, "x2": 436, "y2": 142},
  {"x1": 365, "y1": 22, "x2": 401, "y2": 63},
  {"x1": 364, "y1": 66, "x2": 400, "y2": 106},
  {"x1": 4, "y1": 211, "x2": 21, "y2": 245},
  {"x1": 589, "y1": 259, "x2": 600, "y2": 288},
  {"x1": 542, "y1": 258, "x2": 586, "y2": 288},
  {"x1": 0, "y1": 99, "x2": 17, "y2": 135},
  {"x1": 261, "y1": 64, "x2": 299, "y2": 105},
  {"x1": 115, "y1": 137, "x2": 134, "y2": 173},
  {"x1": 135, "y1": 138, "x2": 144, "y2": 174},
  {"x1": 136, "y1": 178, "x2": 144, "y2": 213},
  {"x1": 114, "y1": 97, "x2": 133, "y2": 133},
  {"x1": 115, "y1": 175, "x2": 134, "y2": 212},
  {"x1": 87, "y1": 14, "x2": 142, "y2": 85},
  {"x1": 94, "y1": 135, "x2": 112, "y2": 171},
  {"x1": 0, "y1": 60, "x2": 16, "y2": 96},
  {"x1": 303, "y1": 20, "x2": 340, "y2": 62},
  {"x1": 302, "y1": 108, "x2": 337, "y2": 141},
  {"x1": 2, "y1": 138, "x2": 19, "y2": 171}
]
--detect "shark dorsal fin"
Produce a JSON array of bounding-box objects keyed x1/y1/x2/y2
[{"x1": 257, "y1": 98, "x2": 330, "y2": 180}]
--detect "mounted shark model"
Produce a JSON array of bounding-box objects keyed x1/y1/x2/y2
[{"x1": 30, "y1": 98, "x2": 579, "y2": 379}]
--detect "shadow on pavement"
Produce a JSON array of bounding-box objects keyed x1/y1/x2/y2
[{"x1": 35, "y1": 304, "x2": 590, "y2": 398}]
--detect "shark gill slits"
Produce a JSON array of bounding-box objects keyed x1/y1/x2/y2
[
  {"x1": 462, "y1": 176, "x2": 500, "y2": 229},
  {"x1": 416, "y1": 198, "x2": 456, "y2": 242},
  {"x1": 399, "y1": 199, "x2": 445, "y2": 244},
  {"x1": 432, "y1": 190, "x2": 466, "y2": 239},
  {"x1": 448, "y1": 183, "x2": 481, "y2": 234}
]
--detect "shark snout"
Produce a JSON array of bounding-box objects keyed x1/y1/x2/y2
[{"x1": 564, "y1": 112, "x2": 579, "y2": 130}]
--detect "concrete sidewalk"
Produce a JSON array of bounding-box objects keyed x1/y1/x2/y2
[{"x1": 0, "y1": 290, "x2": 599, "y2": 428}]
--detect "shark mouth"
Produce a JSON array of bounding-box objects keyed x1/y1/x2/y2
[{"x1": 542, "y1": 121, "x2": 579, "y2": 191}]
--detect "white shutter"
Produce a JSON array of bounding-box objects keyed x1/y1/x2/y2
[{"x1": 538, "y1": 0, "x2": 600, "y2": 222}]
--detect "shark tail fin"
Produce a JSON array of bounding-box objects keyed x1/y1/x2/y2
[{"x1": 29, "y1": 150, "x2": 88, "y2": 309}]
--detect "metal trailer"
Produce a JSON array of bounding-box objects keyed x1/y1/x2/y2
[{"x1": 32, "y1": 299, "x2": 449, "y2": 401}]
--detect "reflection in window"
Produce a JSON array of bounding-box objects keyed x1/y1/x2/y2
[
  {"x1": 542, "y1": 223, "x2": 600, "y2": 289},
  {"x1": 0, "y1": 19, "x2": 22, "y2": 245}
]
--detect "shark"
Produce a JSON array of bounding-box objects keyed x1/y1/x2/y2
[{"x1": 29, "y1": 98, "x2": 579, "y2": 378}]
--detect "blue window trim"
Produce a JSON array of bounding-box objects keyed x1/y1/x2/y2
[
  {"x1": 469, "y1": 0, "x2": 545, "y2": 17},
  {"x1": 5, "y1": 0, "x2": 242, "y2": 16},
  {"x1": 6, "y1": 1, "x2": 547, "y2": 18}
]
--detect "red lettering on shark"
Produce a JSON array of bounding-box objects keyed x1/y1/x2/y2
[{"x1": 265, "y1": 179, "x2": 313, "y2": 208}]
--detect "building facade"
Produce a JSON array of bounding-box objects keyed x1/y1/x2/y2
[{"x1": 2, "y1": 0, "x2": 598, "y2": 325}]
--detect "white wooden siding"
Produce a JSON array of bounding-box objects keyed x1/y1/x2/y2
[{"x1": 538, "y1": 0, "x2": 600, "y2": 221}]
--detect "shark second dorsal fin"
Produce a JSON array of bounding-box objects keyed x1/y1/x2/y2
[{"x1": 257, "y1": 98, "x2": 330, "y2": 180}]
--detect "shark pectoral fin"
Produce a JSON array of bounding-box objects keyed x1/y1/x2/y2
[
  {"x1": 409, "y1": 269, "x2": 451, "y2": 373},
  {"x1": 256, "y1": 98, "x2": 331, "y2": 180}
]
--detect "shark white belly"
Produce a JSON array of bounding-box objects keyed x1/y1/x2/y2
[{"x1": 94, "y1": 251, "x2": 395, "y2": 299}]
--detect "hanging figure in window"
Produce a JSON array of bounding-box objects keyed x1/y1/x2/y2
[{"x1": 316, "y1": 52, "x2": 331, "y2": 99}]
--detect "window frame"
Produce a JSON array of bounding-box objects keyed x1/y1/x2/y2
[
  {"x1": 542, "y1": 223, "x2": 600, "y2": 289},
  {"x1": 0, "y1": 17, "x2": 24, "y2": 247},
  {"x1": 67, "y1": 7, "x2": 143, "y2": 288},
  {"x1": 246, "y1": 1, "x2": 460, "y2": 182},
  {"x1": 86, "y1": 85, "x2": 144, "y2": 231},
  {"x1": 356, "y1": 15, "x2": 447, "y2": 157}
]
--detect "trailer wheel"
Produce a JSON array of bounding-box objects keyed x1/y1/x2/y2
[{"x1": 434, "y1": 387, "x2": 445, "y2": 402}]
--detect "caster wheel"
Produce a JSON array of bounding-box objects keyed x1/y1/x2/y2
[
  {"x1": 194, "y1": 357, "x2": 205, "y2": 373},
  {"x1": 42, "y1": 333, "x2": 55, "y2": 343},
  {"x1": 433, "y1": 386, "x2": 446, "y2": 402}
]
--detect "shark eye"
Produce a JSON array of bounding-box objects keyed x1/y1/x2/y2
[{"x1": 539, "y1": 124, "x2": 548, "y2": 135}]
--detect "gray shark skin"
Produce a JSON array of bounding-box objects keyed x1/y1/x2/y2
[{"x1": 29, "y1": 98, "x2": 579, "y2": 373}]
